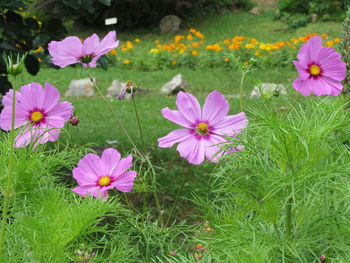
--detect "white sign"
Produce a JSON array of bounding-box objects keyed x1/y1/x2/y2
[{"x1": 105, "y1": 17, "x2": 117, "y2": 25}]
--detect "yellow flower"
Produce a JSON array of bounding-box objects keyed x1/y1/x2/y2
[
  {"x1": 325, "y1": 40, "x2": 334, "y2": 47},
  {"x1": 110, "y1": 49, "x2": 116, "y2": 55},
  {"x1": 189, "y1": 28, "x2": 196, "y2": 34},
  {"x1": 179, "y1": 49, "x2": 184, "y2": 55},
  {"x1": 334, "y1": 38, "x2": 340, "y2": 44},
  {"x1": 32, "y1": 16, "x2": 36, "y2": 19},
  {"x1": 135, "y1": 38, "x2": 140, "y2": 43},
  {"x1": 195, "y1": 31, "x2": 205, "y2": 39},
  {"x1": 191, "y1": 50, "x2": 198, "y2": 56},
  {"x1": 38, "y1": 21, "x2": 42, "y2": 27},
  {"x1": 224, "y1": 58, "x2": 229, "y2": 62},
  {"x1": 126, "y1": 41, "x2": 134, "y2": 50},
  {"x1": 149, "y1": 48, "x2": 159, "y2": 54},
  {"x1": 124, "y1": 59, "x2": 130, "y2": 65},
  {"x1": 37, "y1": 58, "x2": 41, "y2": 63},
  {"x1": 187, "y1": 34, "x2": 193, "y2": 41},
  {"x1": 172, "y1": 60, "x2": 177, "y2": 65}
]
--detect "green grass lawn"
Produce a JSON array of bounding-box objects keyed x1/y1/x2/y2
[{"x1": 18, "y1": 10, "x2": 343, "y2": 213}]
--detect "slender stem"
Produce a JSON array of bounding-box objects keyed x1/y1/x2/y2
[
  {"x1": 283, "y1": 93, "x2": 301, "y2": 118},
  {"x1": 0, "y1": 76, "x2": 17, "y2": 257},
  {"x1": 131, "y1": 96, "x2": 146, "y2": 151},
  {"x1": 286, "y1": 197, "x2": 292, "y2": 239},
  {"x1": 239, "y1": 72, "x2": 245, "y2": 113},
  {"x1": 165, "y1": 164, "x2": 191, "y2": 228},
  {"x1": 87, "y1": 68, "x2": 143, "y2": 160}
]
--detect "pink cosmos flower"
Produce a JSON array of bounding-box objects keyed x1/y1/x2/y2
[
  {"x1": 72, "y1": 148, "x2": 137, "y2": 199},
  {"x1": 293, "y1": 36, "x2": 346, "y2": 97},
  {"x1": 158, "y1": 91, "x2": 248, "y2": 165},
  {"x1": 48, "y1": 31, "x2": 119, "y2": 68},
  {"x1": 0, "y1": 82, "x2": 73, "y2": 147}
]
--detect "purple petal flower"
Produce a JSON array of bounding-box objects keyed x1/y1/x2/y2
[
  {"x1": 48, "y1": 31, "x2": 119, "y2": 68},
  {"x1": 72, "y1": 148, "x2": 137, "y2": 200},
  {"x1": 293, "y1": 36, "x2": 346, "y2": 97},
  {"x1": 158, "y1": 91, "x2": 248, "y2": 165},
  {"x1": 0, "y1": 82, "x2": 73, "y2": 148}
]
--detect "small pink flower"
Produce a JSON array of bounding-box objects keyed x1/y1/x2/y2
[
  {"x1": 0, "y1": 82, "x2": 73, "y2": 147},
  {"x1": 48, "y1": 31, "x2": 119, "y2": 68},
  {"x1": 169, "y1": 250, "x2": 177, "y2": 256},
  {"x1": 293, "y1": 36, "x2": 346, "y2": 97},
  {"x1": 72, "y1": 148, "x2": 137, "y2": 200},
  {"x1": 158, "y1": 91, "x2": 247, "y2": 165}
]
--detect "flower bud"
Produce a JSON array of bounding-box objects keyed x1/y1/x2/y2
[
  {"x1": 3, "y1": 53, "x2": 27, "y2": 76},
  {"x1": 70, "y1": 116, "x2": 79, "y2": 126},
  {"x1": 320, "y1": 254, "x2": 325, "y2": 263},
  {"x1": 169, "y1": 250, "x2": 177, "y2": 256}
]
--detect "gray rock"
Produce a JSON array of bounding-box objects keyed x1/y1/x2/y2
[
  {"x1": 161, "y1": 74, "x2": 189, "y2": 95},
  {"x1": 160, "y1": 15, "x2": 181, "y2": 35},
  {"x1": 250, "y1": 83, "x2": 287, "y2": 98},
  {"x1": 66, "y1": 78, "x2": 95, "y2": 97},
  {"x1": 106, "y1": 80, "x2": 148, "y2": 99}
]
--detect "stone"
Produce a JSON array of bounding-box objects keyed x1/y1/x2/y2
[
  {"x1": 106, "y1": 80, "x2": 148, "y2": 99},
  {"x1": 310, "y1": 13, "x2": 317, "y2": 23},
  {"x1": 161, "y1": 74, "x2": 189, "y2": 95},
  {"x1": 65, "y1": 78, "x2": 95, "y2": 97},
  {"x1": 160, "y1": 15, "x2": 181, "y2": 35},
  {"x1": 250, "y1": 83, "x2": 287, "y2": 98},
  {"x1": 250, "y1": 7, "x2": 261, "y2": 15}
]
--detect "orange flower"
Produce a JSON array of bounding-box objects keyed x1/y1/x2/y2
[
  {"x1": 192, "y1": 42, "x2": 199, "y2": 48},
  {"x1": 195, "y1": 31, "x2": 205, "y2": 39},
  {"x1": 135, "y1": 38, "x2": 140, "y2": 43},
  {"x1": 154, "y1": 40, "x2": 159, "y2": 44},
  {"x1": 126, "y1": 40, "x2": 134, "y2": 50},
  {"x1": 37, "y1": 58, "x2": 41, "y2": 63},
  {"x1": 187, "y1": 34, "x2": 193, "y2": 41},
  {"x1": 334, "y1": 38, "x2": 340, "y2": 43},
  {"x1": 322, "y1": 33, "x2": 327, "y2": 39},
  {"x1": 110, "y1": 49, "x2": 116, "y2": 55},
  {"x1": 199, "y1": 41, "x2": 204, "y2": 45},
  {"x1": 34, "y1": 46, "x2": 42, "y2": 52},
  {"x1": 224, "y1": 58, "x2": 229, "y2": 62},
  {"x1": 191, "y1": 50, "x2": 198, "y2": 56},
  {"x1": 172, "y1": 60, "x2": 177, "y2": 65},
  {"x1": 189, "y1": 28, "x2": 196, "y2": 34},
  {"x1": 244, "y1": 61, "x2": 249, "y2": 66},
  {"x1": 124, "y1": 59, "x2": 130, "y2": 65}
]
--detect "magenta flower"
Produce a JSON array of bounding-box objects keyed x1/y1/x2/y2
[
  {"x1": 48, "y1": 31, "x2": 119, "y2": 68},
  {"x1": 0, "y1": 82, "x2": 73, "y2": 147},
  {"x1": 158, "y1": 91, "x2": 248, "y2": 165},
  {"x1": 72, "y1": 148, "x2": 137, "y2": 199},
  {"x1": 293, "y1": 36, "x2": 346, "y2": 97}
]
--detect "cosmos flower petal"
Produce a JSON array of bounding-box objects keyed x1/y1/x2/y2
[
  {"x1": 48, "y1": 37, "x2": 83, "y2": 67},
  {"x1": 319, "y1": 76, "x2": 343, "y2": 96},
  {"x1": 46, "y1": 115, "x2": 65, "y2": 142},
  {"x1": 112, "y1": 154, "x2": 133, "y2": 178},
  {"x1": 42, "y1": 82, "x2": 60, "y2": 112},
  {"x1": 161, "y1": 107, "x2": 193, "y2": 128},
  {"x1": 176, "y1": 136, "x2": 205, "y2": 165},
  {"x1": 293, "y1": 60, "x2": 309, "y2": 80},
  {"x1": 297, "y1": 36, "x2": 322, "y2": 64},
  {"x1": 158, "y1": 128, "x2": 193, "y2": 148},
  {"x1": 101, "y1": 148, "x2": 121, "y2": 176},
  {"x1": 72, "y1": 185, "x2": 105, "y2": 198},
  {"x1": 82, "y1": 33, "x2": 100, "y2": 56},
  {"x1": 19, "y1": 83, "x2": 44, "y2": 109},
  {"x1": 202, "y1": 90, "x2": 229, "y2": 126},
  {"x1": 2, "y1": 89, "x2": 22, "y2": 108},
  {"x1": 77, "y1": 153, "x2": 104, "y2": 177},
  {"x1": 73, "y1": 167, "x2": 98, "y2": 186},
  {"x1": 321, "y1": 60, "x2": 346, "y2": 81},
  {"x1": 94, "y1": 31, "x2": 119, "y2": 56},
  {"x1": 212, "y1": 112, "x2": 248, "y2": 136},
  {"x1": 112, "y1": 171, "x2": 137, "y2": 192},
  {"x1": 292, "y1": 77, "x2": 312, "y2": 97},
  {"x1": 176, "y1": 91, "x2": 201, "y2": 124},
  {"x1": 47, "y1": 101, "x2": 73, "y2": 122},
  {"x1": 204, "y1": 134, "x2": 228, "y2": 162},
  {"x1": 317, "y1": 46, "x2": 341, "y2": 65},
  {"x1": 0, "y1": 106, "x2": 28, "y2": 130}
]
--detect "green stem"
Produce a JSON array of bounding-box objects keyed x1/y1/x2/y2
[
  {"x1": 131, "y1": 96, "x2": 146, "y2": 152},
  {"x1": 239, "y1": 72, "x2": 245, "y2": 113},
  {"x1": 0, "y1": 76, "x2": 17, "y2": 257},
  {"x1": 87, "y1": 68, "x2": 143, "y2": 160},
  {"x1": 164, "y1": 164, "x2": 191, "y2": 228},
  {"x1": 285, "y1": 197, "x2": 292, "y2": 239},
  {"x1": 283, "y1": 93, "x2": 301, "y2": 118}
]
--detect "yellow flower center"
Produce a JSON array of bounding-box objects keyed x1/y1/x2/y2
[
  {"x1": 196, "y1": 122, "x2": 209, "y2": 135},
  {"x1": 309, "y1": 64, "x2": 321, "y2": 76},
  {"x1": 98, "y1": 176, "x2": 111, "y2": 186},
  {"x1": 31, "y1": 111, "x2": 43, "y2": 122}
]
